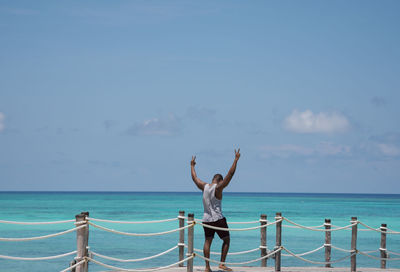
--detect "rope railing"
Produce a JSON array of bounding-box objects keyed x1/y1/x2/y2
[
  {"x1": 195, "y1": 247, "x2": 282, "y2": 265},
  {"x1": 282, "y1": 217, "x2": 357, "y2": 232},
  {"x1": 87, "y1": 221, "x2": 194, "y2": 237},
  {"x1": 283, "y1": 224, "x2": 325, "y2": 229},
  {"x1": 0, "y1": 224, "x2": 86, "y2": 241},
  {"x1": 2, "y1": 211, "x2": 400, "y2": 272},
  {"x1": 87, "y1": 254, "x2": 194, "y2": 272},
  {"x1": 358, "y1": 250, "x2": 400, "y2": 261},
  {"x1": 331, "y1": 222, "x2": 400, "y2": 234},
  {"x1": 86, "y1": 217, "x2": 178, "y2": 224},
  {"x1": 0, "y1": 250, "x2": 77, "y2": 261},
  {"x1": 195, "y1": 247, "x2": 260, "y2": 256},
  {"x1": 194, "y1": 218, "x2": 260, "y2": 224},
  {"x1": 388, "y1": 250, "x2": 400, "y2": 257},
  {"x1": 357, "y1": 221, "x2": 400, "y2": 234},
  {"x1": 197, "y1": 218, "x2": 282, "y2": 231},
  {"x1": 0, "y1": 219, "x2": 75, "y2": 225},
  {"x1": 281, "y1": 245, "x2": 325, "y2": 257},
  {"x1": 281, "y1": 246, "x2": 356, "y2": 265},
  {"x1": 184, "y1": 243, "x2": 260, "y2": 256},
  {"x1": 330, "y1": 244, "x2": 355, "y2": 253},
  {"x1": 90, "y1": 245, "x2": 178, "y2": 262}
]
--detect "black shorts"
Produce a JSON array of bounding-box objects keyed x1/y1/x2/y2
[{"x1": 202, "y1": 217, "x2": 230, "y2": 239}]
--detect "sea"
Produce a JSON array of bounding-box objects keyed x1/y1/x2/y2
[{"x1": 0, "y1": 192, "x2": 399, "y2": 271}]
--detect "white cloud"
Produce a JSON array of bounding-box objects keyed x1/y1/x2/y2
[
  {"x1": 366, "y1": 133, "x2": 400, "y2": 158},
  {"x1": 126, "y1": 113, "x2": 181, "y2": 136},
  {"x1": 284, "y1": 110, "x2": 350, "y2": 134},
  {"x1": 0, "y1": 112, "x2": 4, "y2": 132},
  {"x1": 377, "y1": 143, "x2": 400, "y2": 157},
  {"x1": 260, "y1": 142, "x2": 350, "y2": 159}
]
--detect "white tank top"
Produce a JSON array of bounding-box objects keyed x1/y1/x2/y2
[{"x1": 202, "y1": 183, "x2": 224, "y2": 222}]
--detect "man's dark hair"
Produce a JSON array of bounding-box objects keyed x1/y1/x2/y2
[{"x1": 213, "y1": 174, "x2": 223, "y2": 182}]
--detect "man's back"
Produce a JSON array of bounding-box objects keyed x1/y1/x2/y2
[{"x1": 202, "y1": 183, "x2": 223, "y2": 222}]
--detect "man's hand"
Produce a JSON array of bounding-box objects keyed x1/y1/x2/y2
[
  {"x1": 191, "y1": 156, "x2": 196, "y2": 167},
  {"x1": 191, "y1": 155, "x2": 206, "y2": 191},
  {"x1": 234, "y1": 148, "x2": 240, "y2": 161},
  {"x1": 217, "y1": 148, "x2": 240, "y2": 191}
]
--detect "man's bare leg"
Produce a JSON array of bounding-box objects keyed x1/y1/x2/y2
[
  {"x1": 219, "y1": 236, "x2": 232, "y2": 271},
  {"x1": 204, "y1": 237, "x2": 213, "y2": 272}
]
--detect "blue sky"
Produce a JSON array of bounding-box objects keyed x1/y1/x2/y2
[{"x1": 0, "y1": 1, "x2": 399, "y2": 193}]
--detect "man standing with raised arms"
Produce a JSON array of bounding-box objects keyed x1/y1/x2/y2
[{"x1": 190, "y1": 149, "x2": 241, "y2": 272}]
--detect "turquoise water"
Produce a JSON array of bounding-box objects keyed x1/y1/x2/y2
[{"x1": 0, "y1": 192, "x2": 400, "y2": 271}]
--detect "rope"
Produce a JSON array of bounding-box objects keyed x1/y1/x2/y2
[
  {"x1": 388, "y1": 250, "x2": 400, "y2": 257},
  {"x1": 59, "y1": 259, "x2": 87, "y2": 272},
  {"x1": 281, "y1": 245, "x2": 324, "y2": 257},
  {"x1": 387, "y1": 227, "x2": 400, "y2": 234},
  {"x1": 283, "y1": 217, "x2": 356, "y2": 232},
  {"x1": 87, "y1": 217, "x2": 177, "y2": 224},
  {"x1": 219, "y1": 220, "x2": 261, "y2": 225},
  {"x1": 0, "y1": 224, "x2": 86, "y2": 241},
  {"x1": 0, "y1": 250, "x2": 77, "y2": 261},
  {"x1": 357, "y1": 221, "x2": 400, "y2": 234},
  {"x1": 194, "y1": 219, "x2": 259, "y2": 225},
  {"x1": 90, "y1": 246, "x2": 178, "y2": 262},
  {"x1": 365, "y1": 249, "x2": 380, "y2": 254},
  {"x1": 194, "y1": 247, "x2": 281, "y2": 265},
  {"x1": 330, "y1": 245, "x2": 354, "y2": 253},
  {"x1": 88, "y1": 222, "x2": 193, "y2": 237},
  {"x1": 330, "y1": 245, "x2": 378, "y2": 254},
  {"x1": 0, "y1": 219, "x2": 75, "y2": 225},
  {"x1": 192, "y1": 246, "x2": 259, "y2": 256},
  {"x1": 197, "y1": 219, "x2": 282, "y2": 232},
  {"x1": 358, "y1": 250, "x2": 400, "y2": 261},
  {"x1": 282, "y1": 246, "x2": 355, "y2": 264},
  {"x1": 283, "y1": 224, "x2": 325, "y2": 229},
  {"x1": 87, "y1": 254, "x2": 194, "y2": 272},
  {"x1": 331, "y1": 224, "x2": 388, "y2": 232}
]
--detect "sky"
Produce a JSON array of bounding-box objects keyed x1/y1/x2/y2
[{"x1": 0, "y1": 1, "x2": 399, "y2": 193}]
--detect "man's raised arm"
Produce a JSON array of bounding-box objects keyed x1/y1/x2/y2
[
  {"x1": 217, "y1": 149, "x2": 240, "y2": 190},
  {"x1": 191, "y1": 156, "x2": 206, "y2": 191}
]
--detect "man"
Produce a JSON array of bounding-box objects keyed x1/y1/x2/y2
[{"x1": 190, "y1": 149, "x2": 241, "y2": 272}]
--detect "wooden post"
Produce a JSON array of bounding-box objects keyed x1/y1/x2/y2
[
  {"x1": 260, "y1": 214, "x2": 267, "y2": 267},
  {"x1": 380, "y1": 223, "x2": 387, "y2": 269},
  {"x1": 324, "y1": 219, "x2": 331, "y2": 268},
  {"x1": 350, "y1": 217, "x2": 358, "y2": 272},
  {"x1": 187, "y1": 213, "x2": 194, "y2": 272},
  {"x1": 275, "y1": 212, "x2": 282, "y2": 272},
  {"x1": 75, "y1": 213, "x2": 89, "y2": 272},
  {"x1": 81, "y1": 212, "x2": 89, "y2": 261},
  {"x1": 178, "y1": 211, "x2": 185, "y2": 267}
]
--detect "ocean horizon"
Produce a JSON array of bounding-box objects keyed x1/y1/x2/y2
[{"x1": 1, "y1": 191, "x2": 399, "y2": 271}]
